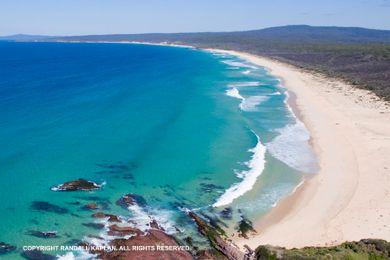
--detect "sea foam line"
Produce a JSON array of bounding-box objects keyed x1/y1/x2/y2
[
  {"x1": 228, "y1": 81, "x2": 261, "y2": 87},
  {"x1": 226, "y1": 87, "x2": 269, "y2": 112},
  {"x1": 213, "y1": 132, "x2": 266, "y2": 207},
  {"x1": 222, "y1": 60, "x2": 258, "y2": 69}
]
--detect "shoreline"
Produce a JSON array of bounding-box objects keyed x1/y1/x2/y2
[
  {"x1": 29, "y1": 41, "x2": 390, "y2": 249},
  {"x1": 212, "y1": 49, "x2": 390, "y2": 249}
]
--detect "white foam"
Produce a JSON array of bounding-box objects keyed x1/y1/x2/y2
[
  {"x1": 226, "y1": 88, "x2": 244, "y2": 100},
  {"x1": 239, "y1": 96, "x2": 268, "y2": 112},
  {"x1": 125, "y1": 204, "x2": 177, "y2": 235},
  {"x1": 266, "y1": 121, "x2": 319, "y2": 173},
  {"x1": 243, "y1": 70, "x2": 251, "y2": 75},
  {"x1": 222, "y1": 60, "x2": 258, "y2": 69},
  {"x1": 228, "y1": 81, "x2": 261, "y2": 87},
  {"x1": 57, "y1": 251, "x2": 96, "y2": 260},
  {"x1": 226, "y1": 87, "x2": 268, "y2": 112},
  {"x1": 213, "y1": 132, "x2": 266, "y2": 207}
]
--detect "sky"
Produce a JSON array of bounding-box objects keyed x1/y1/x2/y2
[{"x1": 0, "y1": 0, "x2": 389, "y2": 36}]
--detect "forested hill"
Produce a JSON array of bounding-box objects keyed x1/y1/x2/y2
[{"x1": 3, "y1": 25, "x2": 390, "y2": 100}]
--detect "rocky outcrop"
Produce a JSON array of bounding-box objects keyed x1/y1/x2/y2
[
  {"x1": 97, "y1": 229, "x2": 193, "y2": 260},
  {"x1": 188, "y1": 212, "x2": 250, "y2": 260},
  {"x1": 107, "y1": 224, "x2": 143, "y2": 237},
  {"x1": 86, "y1": 211, "x2": 193, "y2": 260},
  {"x1": 91, "y1": 212, "x2": 120, "y2": 222},
  {"x1": 51, "y1": 179, "x2": 102, "y2": 191},
  {"x1": 116, "y1": 193, "x2": 147, "y2": 208}
]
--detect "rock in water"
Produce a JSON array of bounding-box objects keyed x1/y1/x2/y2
[
  {"x1": 83, "y1": 203, "x2": 99, "y2": 210},
  {"x1": 21, "y1": 249, "x2": 56, "y2": 260},
  {"x1": 237, "y1": 216, "x2": 256, "y2": 239},
  {"x1": 30, "y1": 201, "x2": 69, "y2": 214},
  {"x1": 92, "y1": 212, "x2": 120, "y2": 222},
  {"x1": 26, "y1": 230, "x2": 58, "y2": 238},
  {"x1": 82, "y1": 223, "x2": 105, "y2": 230},
  {"x1": 220, "y1": 207, "x2": 233, "y2": 219},
  {"x1": 0, "y1": 242, "x2": 16, "y2": 255},
  {"x1": 116, "y1": 193, "x2": 147, "y2": 208},
  {"x1": 51, "y1": 179, "x2": 102, "y2": 191}
]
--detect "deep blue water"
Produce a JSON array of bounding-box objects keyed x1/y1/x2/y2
[{"x1": 0, "y1": 42, "x2": 316, "y2": 258}]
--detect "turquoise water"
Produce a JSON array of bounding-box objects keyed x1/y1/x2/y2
[{"x1": 0, "y1": 42, "x2": 316, "y2": 258}]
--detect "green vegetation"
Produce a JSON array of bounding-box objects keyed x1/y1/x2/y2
[
  {"x1": 255, "y1": 239, "x2": 390, "y2": 260},
  {"x1": 29, "y1": 25, "x2": 389, "y2": 100}
]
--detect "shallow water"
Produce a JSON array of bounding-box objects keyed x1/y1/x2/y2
[{"x1": 0, "y1": 42, "x2": 317, "y2": 258}]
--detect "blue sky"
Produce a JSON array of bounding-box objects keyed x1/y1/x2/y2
[{"x1": 0, "y1": 0, "x2": 389, "y2": 35}]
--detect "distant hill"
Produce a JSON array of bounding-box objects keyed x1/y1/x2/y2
[
  {"x1": 2, "y1": 25, "x2": 390, "y2": 100},
  {"x1": 0, "y1": 34, "x2": 55, "y2": 41},
  {"x1": 43, "y1": 25, "x2": 390, "y2": 44}
]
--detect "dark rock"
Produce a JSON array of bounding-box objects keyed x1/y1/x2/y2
[
  {"x1": 30, "y1": 201, "x2": 68, "y2": 214},
  {"x1": 68, "y1": 201, "x2": 81, "y2": 205},
  {"x1": 149, "y1": 219, "x2": 163, "y2": 230},
  {"x1": 82, "y1": 222, "x2": 105, "y2": 230},
  {"x1": 83, "y1": 203, "x2": 99, "y2": 210},
  {"x1": 196, "y1": 249, "x2": 219, "y2": 259},
  {"x1": 116, "y1": 193, "x2": 147, "y2": 208},
  {"x1": 220, "y1": 207, "x2": 233, "y2": 220},
  {"x1": 21, "y1": 249, "x2": 56, "y2": 260},
  {"x1": 26, "y1": 230, "x2": 58, "y2": 238},
  {"x1": 237, "y1": 216, "x2": 256, "y2": 239},
  {"x1": 95, "y1": 229, "x2": 192, "y2": 259},
  {"x1": 0, "y1": 242, "x2": 16, "y2": 255},
  {"x1": 107, "y1": 224, "x2": 143, "y2": 237},
  {"x1": 92, "y1": 212, "x2": 120, "y2": 222},
  {"x1": 184, "y1": 236, "x2": 194, "y2": 247},
  {"x1": 51, "y1": 178, "x2": 102, "y2": 191},
  {"x1": 188, "y1": 211, "x2": 246, "y2": 260}
]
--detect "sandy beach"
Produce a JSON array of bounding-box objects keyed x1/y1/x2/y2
[{"x1": 211, "y1": 49, "x2": 390, "y2": 249}]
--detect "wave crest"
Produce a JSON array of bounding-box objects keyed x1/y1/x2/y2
[{"x1": 213, "y1": 132, "x2": 266, "y2": 207}]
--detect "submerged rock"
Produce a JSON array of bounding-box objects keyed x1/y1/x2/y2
[
  {"x1": 82, "y1": 222, "x2": 105, "y2": 230},
  {"x1": 21, "y1": 249, "x2": 56, "y2": 260},
  {"x1": 83, "y1": 202, "x2": 99, "y2": 210},
  {"x1": 92, "y1": 212, "x2": 120, "y2": 222},
  {"x1": 30, "y1": 201, "x2": 68, "y2": 214},
  {"x1": 0, "y1": 242, "x2": 16, "y2": 255},
  {"x1": 116, "y1": 193, "x2": 147, "y2": 208},
  {"x1": 26, "y1": 230, "x2": 58, "y2": 238},
  {"x1": 51, "y1": 179, "x2": 102, "y2": 191},
  {"x1": 199, "y1": 183, "x2": 224, "y2": 193},
  {"x1": 220, "y1": 207, "x2": 233, "y2": 220},
  {"x1": 237, "y1": 216, "x2": 256, "y2": 239}
]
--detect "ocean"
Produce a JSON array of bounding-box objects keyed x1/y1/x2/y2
[{"x1": 0, "y1": 42, "x2": 317, "y2": 258}]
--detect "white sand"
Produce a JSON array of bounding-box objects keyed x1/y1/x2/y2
[{"x1": 211, "y1": 49, "x2": 390, "y2": 249}]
